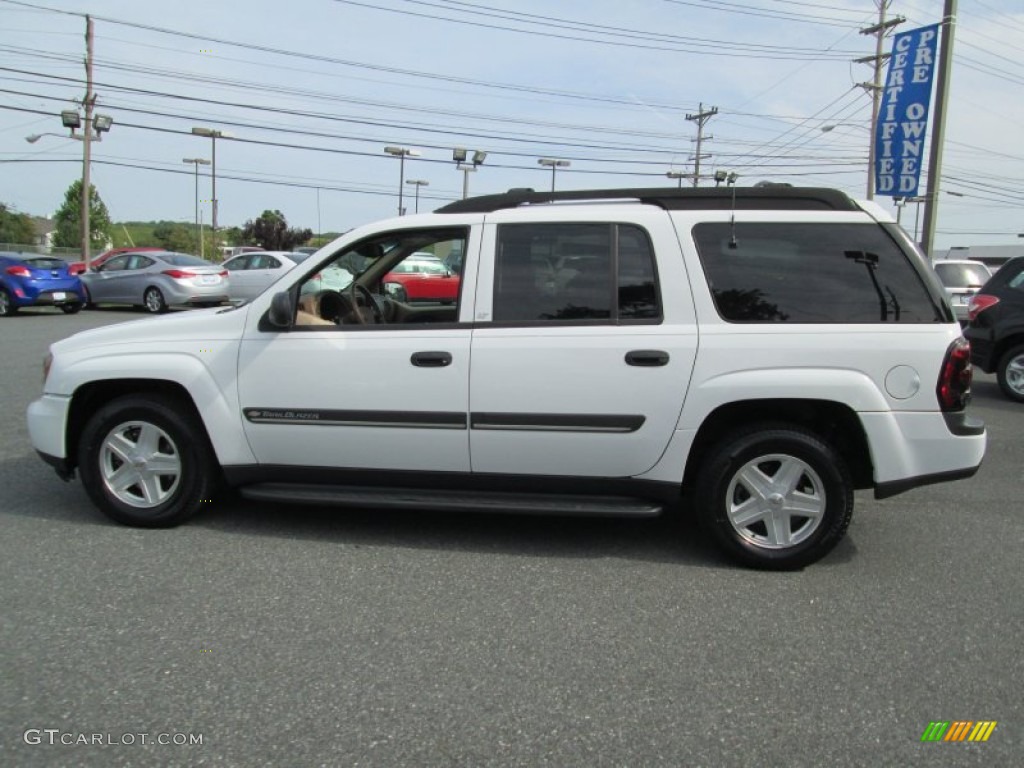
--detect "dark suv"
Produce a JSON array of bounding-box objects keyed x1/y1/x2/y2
[{"x1": 965, "y1": 257, "x2": 1024, "y2": 402}]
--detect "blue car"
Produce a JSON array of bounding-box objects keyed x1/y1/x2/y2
[{"x1": 0, "y1": 252, "x2": 85, "y2": 316}]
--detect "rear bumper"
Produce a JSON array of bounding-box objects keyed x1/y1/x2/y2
[
  {"x1": 861, "y1": 410, "x2": 986, "y2": 499},
  {"x1": 14, "y1": 284, "x2": 85, "y2": 307},
  {"x1": 964, "y1": 327, "x2": 996, "y2": 372}
]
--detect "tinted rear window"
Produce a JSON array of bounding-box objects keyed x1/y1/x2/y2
[{"x1": 693, "y1": 222, "x2": 943, "y2": 323}]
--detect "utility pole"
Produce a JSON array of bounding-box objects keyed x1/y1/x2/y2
[
  {"x1": 685, "y1": 103, "x2": 717, "y2": 187},
  {"x1": 921, "y1": 0, "x2": 958, "y2": 257},
  {"x1": 81, "y1": 15, "x2": 95, "y2": 268},
  {"x1": 858, "y1": 1, "x2": 904, "y2": 200}
]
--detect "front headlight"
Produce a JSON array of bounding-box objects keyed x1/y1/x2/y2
[{"x1": 42, "y1": 351, "x2": 53, "y2": 387}]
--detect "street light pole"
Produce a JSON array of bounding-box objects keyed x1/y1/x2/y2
[
  {"x1": 538, "y1": 158, "x2": 570, "y2": 192},
  {"x1": 183, "y1": 158, "x2": 210, "y2": 257},
  {"x1": 384, "y1": 146, "x2": 421, "y2": 215},
  {"x1": 666, "y1": 170, "x2": 687, "y2": 188},
  {"x1": 192, "y1": 127, "x2": 231, "y2": 251},
  {"x1": 406, "y1": 179, "x2": 429, "y2": 213}
]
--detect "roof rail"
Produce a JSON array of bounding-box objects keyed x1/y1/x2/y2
[{"x1": 435, "y1": 186, "x2": 859, "y2": 214}]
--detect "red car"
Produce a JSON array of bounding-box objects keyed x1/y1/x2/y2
[
  {"x1": 68, "y1": 247, "x2": 163, "y2": 275},
  {"x1": 383, "y1": 253, "x2": 459, "y2": 303}
]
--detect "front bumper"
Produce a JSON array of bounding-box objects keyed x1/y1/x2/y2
[{"x1": 27, "y1": 393, "x2": 72, "y2": 469}]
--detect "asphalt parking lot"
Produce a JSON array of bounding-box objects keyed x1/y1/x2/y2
[{"x1": 2, "y1": 306, "x2": 1021, "y2": 767}]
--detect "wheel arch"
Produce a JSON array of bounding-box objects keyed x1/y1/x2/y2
[
  {"x1": 993, "y1": 331, "x2": 1024, "y2": 369},
  {"x1": 63, "y1": 370, "x2": 253, "y2": 472},
  {"x1": 682, "y1": 399, "x2": 874, "y2": 491}
]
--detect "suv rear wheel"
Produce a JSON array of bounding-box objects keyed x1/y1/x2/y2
[
  {"x1": 996, "y1": 344, "x2": 1024, "y2": 402},
  {"x1": 78, "y1": 395, "x2": 215, "y2": 527},
  {"x1": 695, "y1": 424, "x2": 853, "y2": 570}
]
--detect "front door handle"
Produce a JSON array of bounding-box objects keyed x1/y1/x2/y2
[
  {"x1": 625, "y1": 350, "x2": 669, "y2": 367},
  {"x1": 411, "y1": 351, "x2": 453, "y2": 367}
]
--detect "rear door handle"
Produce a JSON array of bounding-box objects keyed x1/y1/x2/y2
[
  {"x1": 411, "y1": 351, "x2": 452, "y2": 367},
  {"x1": 625, "y1": 350, "x2": 669, "y2": 367}
]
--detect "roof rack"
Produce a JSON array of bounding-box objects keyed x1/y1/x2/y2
[{"x1": 435, "y1": 186, "x2": 859, "y2": 214}]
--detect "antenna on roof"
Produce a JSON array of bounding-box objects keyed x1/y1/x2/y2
[{"x1": 726, "y1": 172, "x2": 739, "y2": 249}]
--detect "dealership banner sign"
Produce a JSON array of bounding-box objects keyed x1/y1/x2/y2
[{"x1": 875, "y1": 23, "x2": 940, "y2": 197}]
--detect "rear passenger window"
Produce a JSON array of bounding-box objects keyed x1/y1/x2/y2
[
  {"x1": 693, "y1": 222, "x2": 943, "y2": 323},
  {"x1": 493, "y1": 223, "x2": 660, "y2": 323}
]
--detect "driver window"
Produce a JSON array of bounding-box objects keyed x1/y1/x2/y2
[{"x1": 294, "y1": 228, "x2": 468, "y2": 328}]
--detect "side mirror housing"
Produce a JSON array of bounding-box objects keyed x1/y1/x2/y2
[
  {"x1": 383, "y1": 281, "x2": 408, "y2": 303},
  {"x1": 268, "y1": 291, "x2": 294, "y2": 328}
]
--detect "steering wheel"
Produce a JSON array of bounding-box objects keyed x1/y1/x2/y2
[{"x1": 349, "y1": 282, "x2": 387, "y2": 324}]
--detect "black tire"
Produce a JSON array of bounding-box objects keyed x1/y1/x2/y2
[
  {"x1": 77, "y1": 394, "x2": 217, "y2": 527},
  {"x1": 996, "y1": 344, "x2": 1024, "y2": 403},
  {"x1": 60, "y1": 303, "x2": 82, "y2": 314},
  {"x1": 694, "y1": 424, "x2": 853, "y2": 570},
  {"x1": 81, "y1": 286, "x2": 96, "y2": 310},
  {"x1": 0, "y1": 287, "x2": 17, "y2": 316},
  {"x1": 143, "y1": 287, "x2": 167, "y2": 314}
]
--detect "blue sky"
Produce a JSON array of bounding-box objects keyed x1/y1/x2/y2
[{"x1": 1, "y1": 0, "x2": 1022, "y2": 249}]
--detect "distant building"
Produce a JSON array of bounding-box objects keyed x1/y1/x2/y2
[
  {"x1": 934, "y1": 244, "x2": 1024, "y2": 270},
  {"x1": 30, "y1": 216, "x2": 55, "y2": 249}
]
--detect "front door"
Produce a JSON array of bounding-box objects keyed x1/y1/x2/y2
[{"x1": 237, "y1": 225, "x2": 480, "y2": 473}]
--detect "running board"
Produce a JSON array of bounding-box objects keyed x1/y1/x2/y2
[{"x1": 239, "y1": 483, "x2": 664, "y2": 518}]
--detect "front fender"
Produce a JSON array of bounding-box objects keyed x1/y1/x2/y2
[{"x1": 57, "y1": 349, "x2": 254, "y2": 467}]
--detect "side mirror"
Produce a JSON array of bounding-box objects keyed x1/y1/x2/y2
[
  {"x1": 268, "y1": 291, "x2": 294, "y2": 328},
  {"x1": 383, "y1": 281, "x2": 408, "y2": 303}
]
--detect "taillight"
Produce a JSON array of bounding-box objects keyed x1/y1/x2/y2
[
  {"x1": 5, "y1": 265, "x2": 30, "y2": 277},
  {"x1": 218, "y1": 270, "x2": 227, "y2": 277},
  {"x1": 162, "y1": 269, "x2": 197, "y2": 279},
  {"x1": 967, "y1": 294, "x2": 999, "y2": 322},
  {"x1": 937, "y1": 337, "x2": 972, "y2": 411}
]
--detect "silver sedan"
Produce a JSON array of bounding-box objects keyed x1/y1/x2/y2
[
  {"x1": 80, "y1": 251, "x2": 230, "y2": 313},
  {"x1": 222, "y1": 251, "x2": 309, "y2": 301}
]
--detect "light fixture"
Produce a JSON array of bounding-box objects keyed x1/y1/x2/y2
[
  {"x1": 93, "y1": 113, "x2": 113, "y2": 133},
  {"x1": 454, "y1": 148, "x2": 487, "y2": 199},
  {"x1": 538, "y1": 158, "x2": 570, "y2": 192},
  {"x1": 666, "y1": 170, "x2": 687, "y2": 188},
  {"x1": 60, "y1": 110, "x2": 81, "y2": 130}
]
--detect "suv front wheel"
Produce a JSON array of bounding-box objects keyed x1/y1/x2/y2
[
  {"x1": 78, "y1": 394, "x2": 216, "y2": 527},
  {"x1": 695, "y1": 425, "x2": 853, "y2": 570}
]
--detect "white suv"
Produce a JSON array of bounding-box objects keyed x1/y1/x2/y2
[{"x1": 27, "y1": 187, "x2": 985, "y2": 569}]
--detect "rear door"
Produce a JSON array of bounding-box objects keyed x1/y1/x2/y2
[{"x1": 468, "y1": 207, "x2": 698, "y2": 477}]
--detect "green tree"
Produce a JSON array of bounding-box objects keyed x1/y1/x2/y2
[
  {"x1": 0, "y1": 203, "x2": 36, "y2": 244},
  {"x1": 240, "y1": 210, "x2": 312, "y2": 251},
  {"x1": 52, "y1": 180, "x2": 112, "y2": 250},
  {"x1": 152, "y1": 222, "x2": 196, "y2": 253}
]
